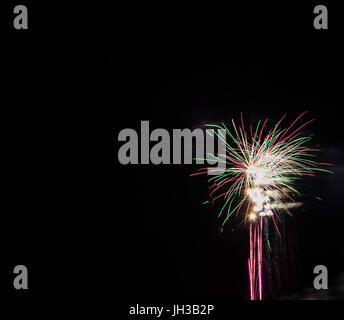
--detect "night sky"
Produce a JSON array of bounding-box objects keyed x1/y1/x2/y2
[{"x1": 3, "y1": 1, "x2": 344, "y2": 313}]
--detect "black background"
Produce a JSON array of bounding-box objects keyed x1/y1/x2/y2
[{"x1": 3, "y1": 0, "x2": 344, "y2": 316}]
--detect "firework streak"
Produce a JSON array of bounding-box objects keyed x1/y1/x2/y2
[{"x1": 190, "y1": 111, "x2": 332, "y2": 300}]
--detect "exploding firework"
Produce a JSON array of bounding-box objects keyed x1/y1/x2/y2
[{"x1": 191, "y1": 111, "x2": 332, "y2": 300}]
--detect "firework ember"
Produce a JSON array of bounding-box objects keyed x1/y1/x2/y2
[{"x1": 190, "y1": 111, "x2": 332, "y2": 300}]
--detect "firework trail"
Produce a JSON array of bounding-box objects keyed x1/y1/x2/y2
[{"x1": 191, "y1": 111, "x2": 332, "y2": 300}]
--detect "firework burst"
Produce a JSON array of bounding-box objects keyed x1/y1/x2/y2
[{"x1": 191, "y1": 111, "x2": 332, "y2": 300}]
